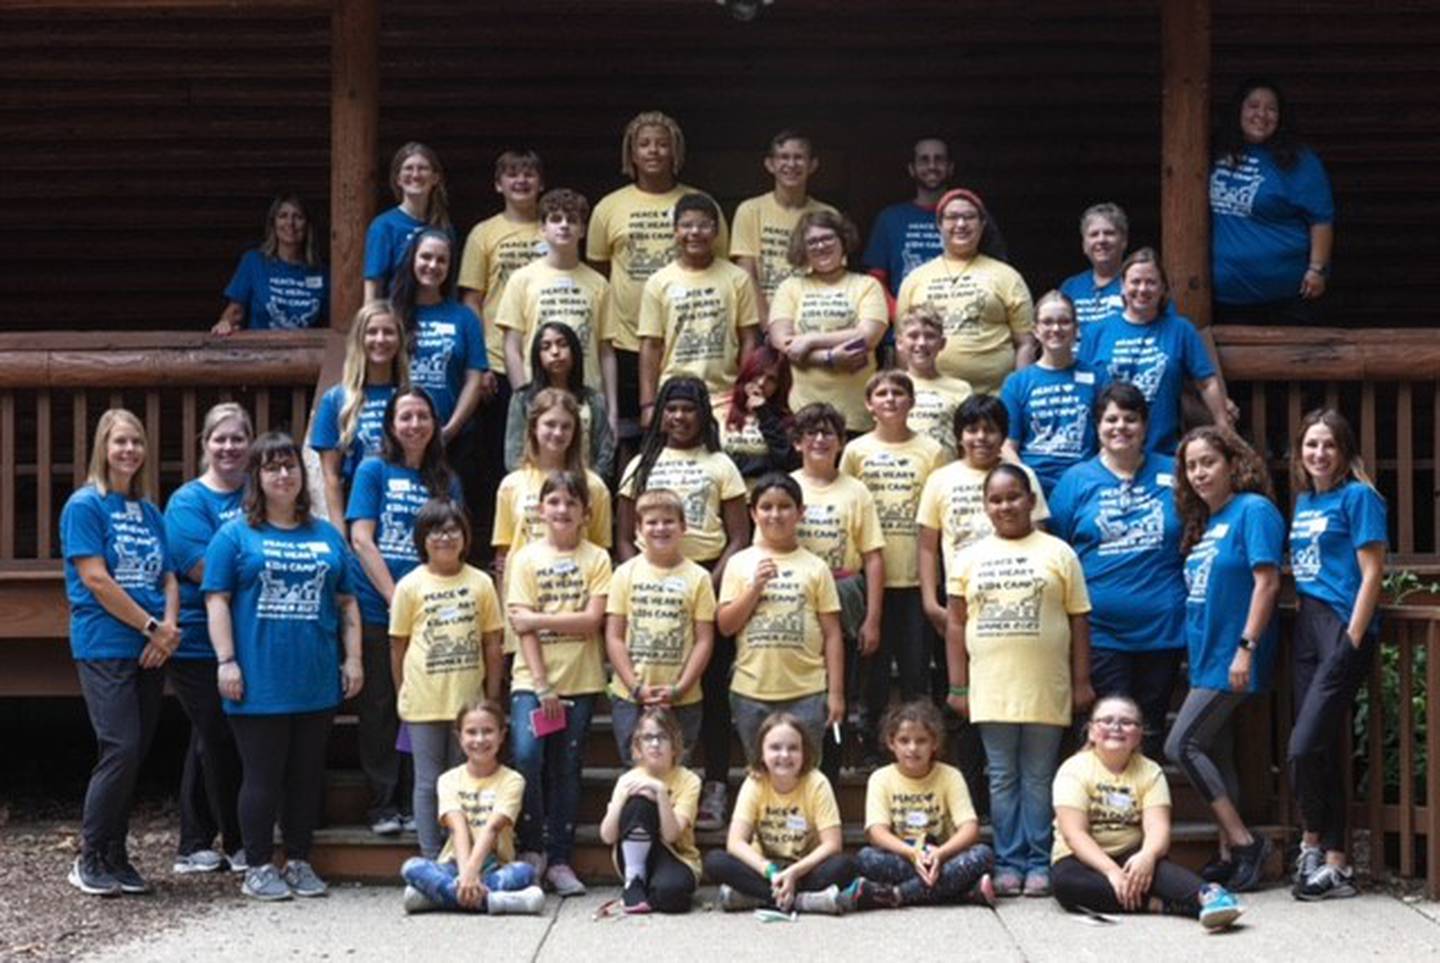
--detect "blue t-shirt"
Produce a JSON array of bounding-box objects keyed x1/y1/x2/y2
[
  {"x1": 1183, "y1": 493, "x2": 1285, "y2": 692},
  {"x1": 1080, "y1": 312, "x2": 1215, "y2": 457},
  {"x1": 202, "y1": 518, "x2": 354, "y2": 715},
  {"x1": 164, "y1": 479, "x2": 246, "y2": 659},
  {"x1": 223, "y1": 249, "x2": 328, "y2": 330},
  {"x1": 310, "y1": 383, "x2": 395, "y2": 486},
  {"x1": 363, "y1": 206, "x2": 428, "y2": 291},
  {"x1": 344, "y1": 457, "x2": 463, "y2": 625},
  {"x1": 1291, "y1": 480, "x2": 1387, "y2": 632},
  {"x1": 1058, "y1": 270, "x2": 1124, "y2": 351},
  {"x1": 1049, "y1": 455, "x2": 1185, "y2": 652},
  {"x1": 999, "y1": 362, "x2": 1101, "y2": 496},
  {"x1": 60, "y1": 486, "x2": 172, "y2": 661},
  {"x1": 1210, "y1": 144, "x2": 1334, "y2": 306},
  {"x1": 862, "y1": 202, "x2": 941, "y2": 296},
  {"x1": 409, "y1": 301, "x2": 488, "y2": 426}
]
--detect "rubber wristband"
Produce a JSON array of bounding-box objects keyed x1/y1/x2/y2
[
  {"x1": 948, "y1": 685, "x2": 968, "y2": 697},
  {"x1": 764, "y1": 862, "x2": 780, "y2": 881}
]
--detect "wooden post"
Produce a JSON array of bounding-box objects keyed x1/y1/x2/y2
[
  {"x1": 1160, "y1": 0, "x2": 1211, "y2": 327},
  {"x1": 330, "y1": 0, "x2": 379, "y2": 332}
]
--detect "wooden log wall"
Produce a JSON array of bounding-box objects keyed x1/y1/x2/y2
[{"x1": 3, "y1": 1, "x2": 1432, "y2": 333}]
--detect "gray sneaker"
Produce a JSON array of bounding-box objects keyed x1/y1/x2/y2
[
  {"x1": 1292, "y1": 845, "x2": 1324, "y2": 893},
  {"x1": 487, "y1": 885, "x2": 546, "y2": 915},
  {"x1": 794, "y1": 884, "x2": 842, "y2": 915},
  {"x1": 281, "y1": 860, "x2": 329, "y2": 898},
  {"x1": 543, "y1": 863, "x2": 586, "y2": 897},
  {"x1": 228, "y1": 850, "x2": 249, "y2": 874},
  {"x1": 174, "y1": 849, "x2": 225, "y2": 874},
  {"x1": 242, "y1": 864, "x2": 293, "y2": 901},
  {"x1": 717, "y1": 883, "x2": 764, "y2": 912},
  {"x1": 402, "y1": 884, "x2": 440, "y2": 914}
]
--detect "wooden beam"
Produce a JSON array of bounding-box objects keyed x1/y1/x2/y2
[
  {"x1": 1, "y1": 1, "x2": 329, "y2": 8},
  {"x1": 1160, "y1": 0, "x2": 1211, "y2": 327},
  {"x1": 329, "y1": 0, "x2": 378, "y2": 333}
]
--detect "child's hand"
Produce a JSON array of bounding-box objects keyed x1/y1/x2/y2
[
  {"x1": 859, "y1": 617, "x2": 881, "y2": 657},
  {"x1": 782, "y1": 335, "x2": 810, "y2": 365},
  {"x1": 540, "y1": 690, "x2": 563, "y2": 721},
  {"x1": 509, "y1": 610, "x2": 538, "y2": 635},
  {"x1": 627, "y1": 775, "x2": 663, "y2": 801},
  {"x1": 825, "y1": 691, "x2": 845, "y2": 728},
  {"x1": 456, "y1": 869, "x2": 486, "y2": 909},
  {"x1": 923, "y1": 601, "x2": 948, "y2": 638},
  {"x1": 744, "y1": 381, "x2": 769, "y2": 412},
  {"x1": 637, "y1": 682, "x2": 671, "y2": 706},
  {"x1": 913, "y1": 845, "x2": 940, "y2": 888},
  {"x1": 946, "y1": 692, "x2": 969, "y2": 719},
  {"x1": 1072, "y1": 680, "x2": 1096, "y2": 713},
  {"x1": 752, "y1": 558, "x2": 778, "y2": 590},
  {"x1": 771, "y1": 867, "x2": 798, "y2": 910}
]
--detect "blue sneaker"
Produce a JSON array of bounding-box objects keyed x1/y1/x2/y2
[{"x1": 1198, "y1": 883, "x2": 1244, "y2": 931}]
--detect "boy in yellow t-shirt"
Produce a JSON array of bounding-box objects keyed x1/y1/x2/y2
[
  {"x1": 638, "y1": 193, "x2": 760, "y2": 423},
  {"x1": 896, "y1": 305, "x2": 974, "y2": 460},
  {"x1": 839, "y1": 370, "x2": 947, "y2": 735},
  {"x1": 497, "y1": 188, "x2": 617, "y2": 440},
  {"x1": 606, "y1": 490, "x2": 717, "y2": 760},
  {"x1": 729, "y1": 130, "x2": 837, "y2": 327}
]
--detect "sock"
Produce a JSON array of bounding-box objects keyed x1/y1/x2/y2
[{"x1": 621, "y1": 839, "x2": 651, "y2": 883}]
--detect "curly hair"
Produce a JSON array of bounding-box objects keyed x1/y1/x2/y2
[
  {"x1": 1214, "y1": 77, "x2": 1302, "y2": 171},
  {"x1": 1175, "y1": 425, "x2": 1275, "y2": 553},
  {"x1": 620, "y1": 111, "x2": 686, "y2": 179}
]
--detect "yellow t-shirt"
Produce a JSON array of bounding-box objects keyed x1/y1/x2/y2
[
  {"x1": 720, "y1": 545, "x2": 840, "y2": 701},
  {"x1": 388, "y1": 564, "x2": 505, "y2": 723},
  {"x1": 492, "y1": 466, "x2": 613, "y2": 553},
  {"x1": 586, "y1": 184, "x2": 730, "y2": 351},
  {"x1": 457, "y1": 214, "x2": 547, "y2": 374},
  {"x1": 495, "y1": 259, "x2": 614, "y2": 390},
  {"x1": 864, "y1": 762, "x2": 977, "y2": 846},
  {"x1": 619, "y1": 447, "x2": 747, "y2": 563},
  {"x1": 895, "y1": 254, "x2": 1034, "y2": 394},
  {"x1": 435, "y1": 763, "x2": 525, "y2": 864},
  {"x1": 839, "y1": 432, "x2": 948, "y2": 588},
  {"x1": 728, "y1": 192, "x2": 837, "y2": 299},
  {"x1": 719, "y1": 412, "x2": 768, "y2": 479},
  {"x1": 506, "y1": 538, "x2": 612, "y2": 696},
  {"x1": 791, "y1": 471, "x2": 885, "y2": 575},
  {"x1": 917, "y1": 460, "x2": 1050, "y2": 576},
  {"x1": 947, "y1": 530, "x2": 1091, "y2": 725},
  {"x1": 605, "y1": 555, "x2": 717, "y2": 706},
  {"x1": 734, "y1": 770, "x2": 842, "y2": 864},
  {"x1": 1052, "y1": 750, "x2": 1171, "y2": 863},
  {"x1": 608, "y1": 765, "x2": 703, "y2": 879},
  {"x1": 637, "y1": 259, "x2": 760, "y2": 406},
  {"x1": 771, "y1": 273, "x2": 888, "y2": 432},
  {"x1": 907, "y1": 372, "x2": 974, "y2": 460}
]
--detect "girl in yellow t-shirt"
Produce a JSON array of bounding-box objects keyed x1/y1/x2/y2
[
  {"x1": 399, "y1": 699, "x2": 544, "y2": 915},
  {"x1": 598, "y1": 707, "x2": 703, "y2": 914},
  {"x1": 718, "y1": 473, "x2": 844, "y2": 763},
  {"x1": 945, "y1": 464, "x2": 1094, "y2": 898},
  {"x1": 701, "y1": 712, "x2": 857, "y2": 914},
  {"x1": 847, "y1": 700, "x2": 997, "y2": 910},
  {"x1": 505, "y1": 470, "x2": 612, "y2": 896},
  {"x1": 1052, "y1": 696, "x2": 1243, "y2": 930},
  {"x1": 390, "y1": 498, "x2": 505, "y2": 861}
]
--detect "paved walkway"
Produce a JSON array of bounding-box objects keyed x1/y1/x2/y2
[{"x1": 90, "y1": 886, "x2": 1440, "y2": 962}]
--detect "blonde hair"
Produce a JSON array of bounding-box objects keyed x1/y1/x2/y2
[
  {"x1": 633, "y1": 488, "x2": 686, "y2": 525},
  {"x1": 521, "y1": 388, "x2": 585, "y2": 474},
  {"x1": 338, "y1": 301, "x2": 409, "y2": 450},
  {"x1": 198, "y1": 402, "x2": 254, "y2": 472},
  {"x1": 620, "y1": 111, "x2": 686, "y2": 179},
  {"x1": 1034, "y1": 289, "x2": 1077, "y2": 322},
  {"x1": 896, "y1": 303, "x2": 945, "y2": 335},
  {"x1": 87, "y1": 408, "x2": 148, "y2": 499}
]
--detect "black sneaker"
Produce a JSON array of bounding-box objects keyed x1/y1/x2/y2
[
  {"x1": 1227, "y1": 835, "x2": 1273, "y2": 893},
  {"x1": 68, "y1": 852, "x2": 121, "y2": 897},
  {"x1": 1200, "y1": 854, "x2": 1236, "y2": 884},
  {"x1": 104, "y1": 847, "x2": 153, "y2": 895},
  {"x1": 621, "y1": 878, "x2": 651, "y2": 914},
  {"x1": 1296, "y1": 863, "x2": 1358, "y2": 901},
  {"x1": 1291, "y1": 845, "x2": 1324, "y2": 896}
]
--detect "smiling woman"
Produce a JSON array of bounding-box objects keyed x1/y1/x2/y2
[{"x1": 213, "y1": 193, "x2": 329, "y2": 335}]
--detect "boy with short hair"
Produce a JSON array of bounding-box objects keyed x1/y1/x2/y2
[
  {"x1": 729, "y1": 130, "x2": 837, "y2": 328},
  {"x1": 496, "y1": 188, "x2": 618, "y2": 440},
  {"x1": 605, "y1": 488, "x2": 716, "y2": 759},
  {"x1": 895, "y1": 305, "x2": 974, "y2": 461},
  {"x1": 638, "y1": 194, "x2": 760, "y2": 422},
  {"x1": 840, "y1": 371, "x2": 947, "y2": 739}
]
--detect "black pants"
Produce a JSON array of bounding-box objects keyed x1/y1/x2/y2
[
  {"x1": 1090, "y1": 647, "x2": 1185, "y2": 761},
  {"x1": 700, "y1": 611, "x2": 736, "y2": 783},
  {"x1": 229, "y1": 710, "x2": 334, "y2": 865},
  {"x1": 357, "y1": 622, "x2": 405, "y2": 821},
  {"x1": 614, "y1": 796, "x2": 696, "y2": 912},
  {"x1": 76, "y1": 659, "x2": 165, "y2": 856},
  {"x1": 1288, "y1": 596, "x2": 1374, "y2": 853},
  {"x1": 1052, "y1": 853, "x2": 1204, "y2": 917},
  {"x1": 167, "y1": 658, "x2": 243, "y2": 855},
  {"x1": 702, "y1": 849, "x2": 857, "y2": 902}
]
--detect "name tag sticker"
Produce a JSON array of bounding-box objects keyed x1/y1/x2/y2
[
  {"x1": 552, "y1": 560, "x2": 578, "y2": 575},
  {"x1": 1156, "y1": 473, "x2": 1174, "y2": 487},
  {"x1": 306, "y1": 541, "x2": 332, "y2": 554},
  {"x1": 662, "y1": 577, "x2": 687, "y2": 593},
  {"x1": 387, "y1": 478, "x2": 413, "y2": 492},
  {"x1": 479, "y1": 789, "x2": 496, "y2": 806},
  {"x1": 1074, "y1": 371, "x2": 1095, "y2": 385},
  {"x1": 1210, "y1": 523, "x2": 1230, "y2": 538},
  {"x1": 433, "y1": 322, "x2": 456, "y2": 335},
  {"x1": 785, "y1": 813, "x2": 808, "y2": 832},
  {"x1": 305, "y1": 275, "x2": 324, "y2": 289},
  {"x1": 1105, "y1": 792, "x2": 1134, "y2": 812},
  {"x1": 905, "y1": 810, "x2": 930, "y2": 829}
]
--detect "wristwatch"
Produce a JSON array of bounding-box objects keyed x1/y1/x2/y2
[
  {"x1": 1237, "y1": 636, "x2": 1257, "y2": 652},
  {"x1": 143, "y1": 616, "x2": 159, "y2": 637}
]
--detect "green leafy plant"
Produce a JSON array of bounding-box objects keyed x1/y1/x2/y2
[{"x1": 1383, "y1": 569, "x2": 1440, "y2": 605}]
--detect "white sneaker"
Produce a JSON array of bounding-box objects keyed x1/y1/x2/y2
[
  {"x1": 173, "y1": 849, "x2": 225, "y2": 874},
  {"x1": 487, "y1": 885, "x2": 546, "y2": 915},
  {"x1": 717, "y1": 883, "x2": 764, "y2": 912},
  {"x1": 227, "y1": 850, "x2": 249, "y2": 874},
  {"x1": 794, "y1": 884, "x2": 842, "y2": 915},
  {"x1": 402, "y1": 884, "x2": 439, "y2": 914}
]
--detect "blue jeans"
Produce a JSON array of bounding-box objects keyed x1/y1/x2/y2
[
  {"x1": 401, "y1": 856, "x2": 535, "y2": 911},
  {"x1": 977, "y1": 722, "x2": 1063, "y2": 875},
  {"x1": 509, "y1": 690, "x2": 595, "y2": 865}
]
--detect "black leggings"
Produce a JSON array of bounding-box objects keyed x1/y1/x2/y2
[
  {"x1": 229, "y1": 710, "x2": 334, "y2": 865},
  {"x1": 700, "y1": 598, "x2": 736, "y2": 783},
  {"x1": 1052, "y1": 853, "x2": 1204, "y2": 917},
  {"x1": 702, "y1": 849, "x2": 857, "y2": 902},
  {"x1": 614, "y1": 796, "x2": 696, "y2": 913},
  {"x1": 167, "y1": 658, "x2": 243, "y2": 855}
]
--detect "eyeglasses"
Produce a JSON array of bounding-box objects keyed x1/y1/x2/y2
[
  {"x1": 805, "y1": 233, "x2": 839, "y2": 250},
  {"x1": 1092, "y1": 717, "x2": 1142, "y2": 731},
  {"x1": 425, "y1": 526, "x2": 464, "y2": 542},
  {"x1": 802, "y1": 426, "x2": 838, "y2": 438},
  {"x1": 260, "y1": 461, "x2": 301, "y2": 476},
  {"x1": 940, "y1": 212, "x2": 981, "y2": 226},
  {"x1": 638, "y1": 732, "x2": 673, "y2": 745}
]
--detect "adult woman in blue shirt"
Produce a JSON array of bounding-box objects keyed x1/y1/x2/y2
[
  {"x1": 204, "y1": 432, "x2": 362, "y2": 902},
  {"x1": 61, "y1": 408, "x2": 180, "y2": 897},
  {"x1": 1287, "y1": 409, "x2": 1385, "y2": 900},
  {"x1": 1210, "y1": 79, "x2": 1335, "y2": 326},
  {"x1": 1047, "y1": 382, "x2": 1183, "y2": 760},
  {"x1": 1165, "y1": 426, "x2": 1283, "y2": 894},
  {"x1": 163, "y1": 402, "x2": 252, "y2": 874},
  {"x1": 213, "y1": 193, "x2": 329, "y2": 334},
  {"x1": 347, "y1": 386, "x2": 462, "y2": 836}
]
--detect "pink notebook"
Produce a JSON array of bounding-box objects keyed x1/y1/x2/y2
[{"x1": 530, "y1": 704, "x2": 568, "y2": 737}]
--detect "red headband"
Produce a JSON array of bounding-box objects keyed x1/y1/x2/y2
[{"x1": 935, "y1": 188, "x2": 989, "y2": 225}]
